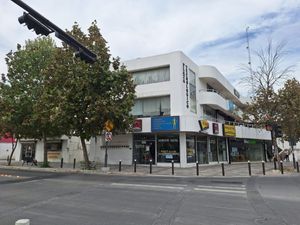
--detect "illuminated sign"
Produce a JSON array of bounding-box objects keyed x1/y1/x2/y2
[
  {"x1": 199, "y1": 120, "x2": 209, "y2": 131},
  {"x1": 151, "y1": 116, "x2": 179, "y2": 132},
  {"x1": 133, "y1": 119, "x2": 142, "y2": 131},
  {"x1": 223, "y1": 124, "x2": 236, "y2": 137},
  {"x1": 213, "y1": 123, "x2": 219, "y2": 134}
]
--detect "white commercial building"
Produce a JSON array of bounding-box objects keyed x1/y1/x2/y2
[{"x1": 91, "y1": 51, "x2": 272, "y2": 167}]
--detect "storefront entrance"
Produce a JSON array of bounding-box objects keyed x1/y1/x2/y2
[
  {"x1": 133, "y1": 134, "x2": 155, "y2": 164},
  {"x1": 21, "y1": 143, "x2": 36, "y2": 160},
  {"x1": 197, "y1": 136, "x2": 208, "y2": 164}
]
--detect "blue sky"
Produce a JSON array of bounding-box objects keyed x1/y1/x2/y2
[{"x1": 1, "y1": 0, "x2": 299, "y2": 96}]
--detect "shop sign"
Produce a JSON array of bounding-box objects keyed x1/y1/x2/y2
[
  {"x1": 133, "y1": 119, "x2": 142, "y2": 131},
  {"x1": 199, "y1": 120, "x2": 209, "y2": 131},
  {"x1": 151, "y1": 116, "x2": 179, "y2": 132},
  {"x1": 213, "y1": 123, "x2": 219, "y2": 134},
  {"x1": 244, "y1": 139, "x2": 256, "y2": 144},
  {"x1": 223, "y1": 124, "x2": 236, "y2": 137}
]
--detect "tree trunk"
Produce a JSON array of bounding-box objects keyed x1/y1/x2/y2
[
  {"x1": 80, "y1": 136, "x2": 90, "y2": 169},
  {"x1": 43, "y1": 133, "x2": 48, "y2": 167},
  {"x1": 8, "y1": 137, "x2": 18, "y2": 166},
  {"x1": 272, "y1": 129, "x2": 278, "y2": 161}
]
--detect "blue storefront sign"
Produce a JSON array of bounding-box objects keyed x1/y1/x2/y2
[{"x1": 151, "y1": 116, "x2": 180, "y2": 132}]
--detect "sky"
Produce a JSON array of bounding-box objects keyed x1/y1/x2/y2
[{"x1": 1, "y1": 0, "x2": 300, "y2": 96}]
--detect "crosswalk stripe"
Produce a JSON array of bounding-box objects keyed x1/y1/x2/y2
[
  {"x1": 196, "y1": 185, "x2": 246, "y2": 190},
  {"x1": 111, "y1": 183, "x2": 185, "y2": 190},
  {"x1": 194, "y1": 187, "x2": 246, "y2": 194}
]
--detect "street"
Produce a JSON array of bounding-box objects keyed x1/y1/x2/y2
[{"x1": 0, "y1": 169, "x2": 299, "y2": 225}]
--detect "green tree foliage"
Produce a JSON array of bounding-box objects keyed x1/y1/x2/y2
[
  {"x1": 0, "y1": 37, "x2": 63, "y2": 166},
  {"x1": 277, "y1": 78, "x2": 300, "y2": 144},
  {"x1": 50, "y1": 21, "x2": 135, "y2": 168}
]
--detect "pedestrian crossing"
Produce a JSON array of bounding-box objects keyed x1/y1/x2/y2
[{"x1": 109, "y1": 182, "x2": 247, "y2": 195}]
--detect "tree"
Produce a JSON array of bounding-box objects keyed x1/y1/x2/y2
[
  {"x1": 242, "y1": 39, "x2": 293, "y2": 157},
  {"x1": 277, "y1": 78, "x2": 300, "y2": 145},
  {"x1": 0, "y1": 37, "x2": 63, "y2": 166},
  {"x1": 49, "y1": 21, "x2": 135, "y2": 168}
]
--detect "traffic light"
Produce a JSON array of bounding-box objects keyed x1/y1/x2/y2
[
  {"x1": 74, "y1": 49, "x2": 96, "y2": 64},
  {"x1": 18, "y1": 12, "x2": 52, "y2": 36}
]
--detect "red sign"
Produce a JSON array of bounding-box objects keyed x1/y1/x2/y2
[
  {"x1": 213, "y1": 123, "x2": 219, "y2": 134},
  {"x1": 133, "y1": 119, "x2": 142, "y2": 131}
]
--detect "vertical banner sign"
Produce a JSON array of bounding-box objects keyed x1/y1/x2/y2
[
  {"x1": 182, "y1": 63, "x2": 186, "y2": 83},
  {"x1": 185, "y1": 64, "x2": 189, "y2": 108}
]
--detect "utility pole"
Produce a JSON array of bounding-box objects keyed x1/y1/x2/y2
[
  {"x1": 10, "y1": 0, "x2": 97, "y2": 63},
  {"x1": 246, "y1": 26, "x2": 254, "y2": 95}
]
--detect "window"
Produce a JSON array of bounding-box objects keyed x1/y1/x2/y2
[
  {"x1": 186, "y1": 135, "x2": 196, "y2": 163},
  {"x1": 157, "y1": 134, "x2": 180, "y2": 163},
  {"x1": 189, "y1": 69, "x2": 197, "y2": 113},
  {"x1": 132, "y1": 67, "x2": 170, "y2": 85},
  {"x1": 131, "y1": 96, "x2": 170, "y2": 117},
  {"x1": 203, "y1": 105, "x2": 216, "y2": 121}
]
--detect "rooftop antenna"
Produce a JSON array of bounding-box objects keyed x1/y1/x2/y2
[{"x1": 246, "y1": 26, "x2": 254, "y2": 95}]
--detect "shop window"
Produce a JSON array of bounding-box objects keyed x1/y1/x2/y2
[
  {"x1": 133, "y1": 134, "x2": 155, "y2": 164},
  {"x1": 46, "y1": 143, "x2": 62, "y2": 151},
  {"x1": 131, "y1": 96, "x2": 170, "y2": 117},
  {"x1": 132, "y1": 67, "x2": 170, "y2": 85},
  {"x1": 157, "y1": 134, "x2": 180, "y2": 163},
  {"x1": 186, "y1": 135, "x2": 196, "y2": 163},
  {"x1": 218, "y1": 137, "x2": 227, "y2": 161},
  {"x1": 209, "y1": 137, "x2": 218, "y2": 162},
  {"x1": 196, "y1": 136, "x2": 208, "y2": 164}
]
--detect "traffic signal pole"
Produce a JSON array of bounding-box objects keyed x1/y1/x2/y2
[{"x1": 10, "y1": 0, "x2": 97, "y2": 63}]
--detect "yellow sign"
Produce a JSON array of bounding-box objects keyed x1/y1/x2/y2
[
  {"x1": 223, "y1": 124, "x2": 236, "y2": 137},
  {"x1": 104, "y1": 120, "x2": 114, "y2": 132},
  {"x1": 199, "y1": 120, "x2": 209, "y2": 131}
]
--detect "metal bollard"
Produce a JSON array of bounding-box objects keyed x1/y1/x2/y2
[
  {"x1": 15, "y1": 219, "x2": 30, "y2": 225},
  {"x1": 196, "y1": 161, "x2": 199, "y2": 176},
  {"x1": 119, "y1": 160, "x2": 122, "y2": 172},
  {"x1": 262, "y1": 161, "x2": 265, "y2": 175},
  {"x1": 221, "y1": 163, "x2": 225, "y2": 176},
  {"x1": 171, "y1": 160, "x2": 174, "y2": 175},
  {"x1": 292, "y1": 153, "x2": 296, "y2": 169},
  {"x1": 296, "y1": 161, "x2": 299, "y2": 173},
  {"x1": 134, "y1": 159, "x2": 137, "y2": 173},
  {"x1": 280, "y1": 160, "x2": 284, "y2": 174},
  {"x1": 273, "y1": 158, "x2": 277, "y2": 170},
  {"x1": 73, "y1": 158, "x2": 76, "y2": 169},
  {"x1": 248, "y1": 160, "x2": 251, "y2": 176},
  {"x1": 149, "y1": 159, "x2": 152, "y2": 174},
  {"x1": 60, "y1": 158, "x2": 64, "y2": 168}
]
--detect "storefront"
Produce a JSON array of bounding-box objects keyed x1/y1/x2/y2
[
  {"x1": 133, "y1": 134, "x2": 155, "y2": 164},
  {"x1": 228, "y1": 138, "x2": 265, "y2": 162}
]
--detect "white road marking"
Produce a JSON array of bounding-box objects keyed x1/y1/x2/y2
[
  {"x1": 194, "y1": 187, "x2": 246, "y2": 194},
  {"x1": 111, "y1": 183, "x2": 185, "y2": 190},
  {"x1": 196, "y1": 185, "x2": 246, "y2": 190}
]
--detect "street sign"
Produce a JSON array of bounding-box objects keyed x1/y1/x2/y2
[
  {"x1": 105, "y1": 132, "x2": 112, "y2": 142},
  {"x1": 104, "y1": 120, "x2": 114, "y2": 132}
]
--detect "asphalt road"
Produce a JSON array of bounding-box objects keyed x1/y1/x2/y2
[{"x1": 0, "y1": 169, "x2": 299, "y2": 225}]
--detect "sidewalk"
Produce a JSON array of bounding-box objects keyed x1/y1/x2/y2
[{"x1": 0, "y1": 160, "x2": 299, "y2": 177}]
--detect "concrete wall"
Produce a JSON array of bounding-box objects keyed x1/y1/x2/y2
[
  {"x1": 92, "y1": 134, "x2": 133, "y2": 165},
  {"x1": 0, "y1": 143, "x2": 12, "y2": 160}
]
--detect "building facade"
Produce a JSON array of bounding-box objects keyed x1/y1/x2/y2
[{"x1": 91, "y1": 51, "x2": 272, "y2": 167}]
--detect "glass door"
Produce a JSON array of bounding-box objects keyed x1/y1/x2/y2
[
  {"x1": 133, "y1": 134, "x2": 155, "y2": 164},
  {"x1": 197, "y1": 136, "x2": 208, "y2": 164}
]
